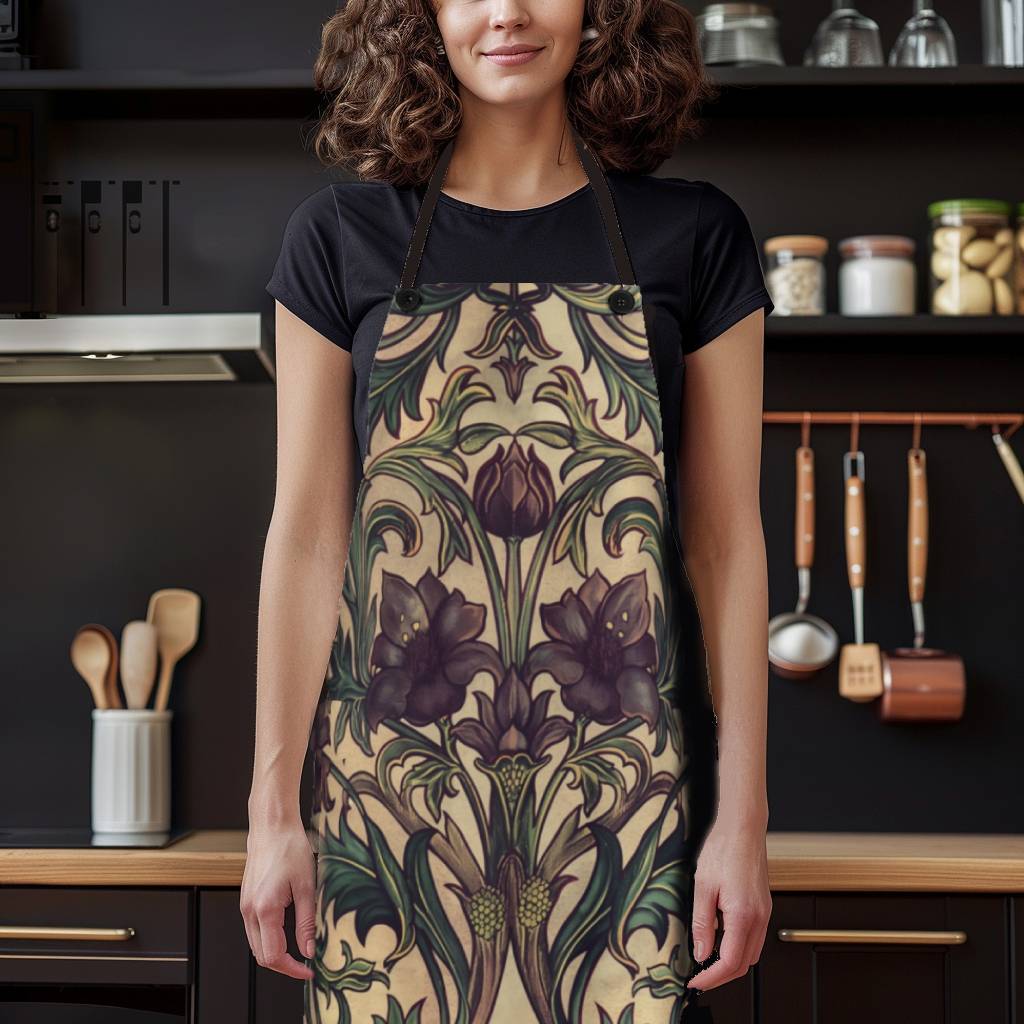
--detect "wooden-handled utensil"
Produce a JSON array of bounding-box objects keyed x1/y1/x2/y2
[
  {"x1": 768, "y1": 441, "x2": 839, "y2": 678},
  {"x1": 146, "y1": 588, "x2": 201, "y2": 711},
  {"x1": 838, "y1": 448, "x2": 883, "y2": 701},
  {"x1": 70, "y1": 625, "x2": 115, "y2": 709},
  {"x1": 91, "y1": 622, "x2": 123, "y2": 709},
  {"x1": 120, "y1": 620, "x2": 160, "y2": 709},
  {"x1": 991, "y1": 428, "x2": 1024, "y2": 505},
  {"x1": 880, "y1": 445, "x2": 966, "y2": 721}
]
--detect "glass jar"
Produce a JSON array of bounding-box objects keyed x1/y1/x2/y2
[
  {"x1": 764, "y1": 235, "x2": 828, "y2": 315},
  {"x1": 928, "y1": 198, "x2": 1014, "y2": 316},
  {"x1": 838, "y1": 235, "x2": 916, "y2": 315},
  {"x1": 1016, "y1": 202, "x2": 1024, "y2": 314}
]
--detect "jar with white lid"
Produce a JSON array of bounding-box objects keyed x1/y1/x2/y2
[
  {"x1": 838, "y1": 235, "x2": 916, "y2": 315},
  {"x1": 764, "y1": 235, "x2": 828, "y2": 315},
  {"x1": 928, "y1": 198, "x2": 1014, "y2": 315}
]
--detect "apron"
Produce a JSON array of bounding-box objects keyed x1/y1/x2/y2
[{"x1": 306, "y1": 126, "x2": 711, "y2": 1024}]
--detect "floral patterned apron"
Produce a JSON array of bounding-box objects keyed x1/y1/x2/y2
[{"x1": 306, "y1": 127, "x2": 711, "y2": 1024}]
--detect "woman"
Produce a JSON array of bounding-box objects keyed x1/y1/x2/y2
[{"x1": 242, "y1": 1, "x2": 772, "y2": 1021}]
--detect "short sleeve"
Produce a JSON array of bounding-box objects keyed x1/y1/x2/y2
[
  {"x1": 266, "y1": 185, "x2": 355, "y2": 352},
  {"x1": 684, "y1": 181, "x2": 774, "y2": 355}
]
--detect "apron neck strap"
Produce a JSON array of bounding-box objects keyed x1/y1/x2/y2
[{"x1": 399, "y1": 126, "x2": 637, "y2": 290}]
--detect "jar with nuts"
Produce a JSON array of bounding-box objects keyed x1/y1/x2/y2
[
  {"x1": 1016, "y1": 202, "x2": 1024, "y2": 315},
  {"x1": 764, "y1": 235, "x2": 828, "y2": 315},
  {"x1": 928, "y1": 199, "x2": 1015, "y2": 316}
]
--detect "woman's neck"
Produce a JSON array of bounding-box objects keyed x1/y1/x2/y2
[{"x1": 439, "y1": 100, "x2": 590, "y2": 212}]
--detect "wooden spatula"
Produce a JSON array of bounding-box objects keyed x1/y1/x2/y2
[
  {"x1": 70, "y1": 625, "x2": 114, "y2": 709},
  {"x1": 838, "y1": 449, "x2": 882, "y2": 701},
  {"x1": 120, "y1": 620, "x2": 159, "y2": 709},
  {"x1": 146, "y1": 589, "x2": 202, "y2": 711}
]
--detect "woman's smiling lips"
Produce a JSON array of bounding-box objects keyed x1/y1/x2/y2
[{"x1": 483, "y1": 44, "x2": 544, "y2": 67}]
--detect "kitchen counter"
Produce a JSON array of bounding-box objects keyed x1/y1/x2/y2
[{"x1": 1, "y1": 831, "x2": 1023, "y2": 890}]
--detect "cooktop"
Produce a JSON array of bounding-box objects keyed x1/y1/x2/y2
[{"x1": 0, "y1": 826, "x2": 194, "y2": 849}]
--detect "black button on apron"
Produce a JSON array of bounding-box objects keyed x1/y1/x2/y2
[
  {"x1": 609, "y1": 288, "x2": 635, "y2": 314},
  {"x1": 395, "y1": 287, "x2": 421, "y2": 312}
]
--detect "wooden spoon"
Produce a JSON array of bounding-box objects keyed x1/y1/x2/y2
[
  {"x1": 146, "y1": 589, "x2": 201, "y2": 711},
  {"x1": 70, "y1": 626, "x2": 114, "y2": 709},
  {"x1": 89, "y1": 623, "x2": 123, "y2": 709},
  {"x1": 120, "y1": 620, "x2": 159, "y2": 709}
]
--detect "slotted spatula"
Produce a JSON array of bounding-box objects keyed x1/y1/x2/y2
[{"x1": 838, "y1": 448, "x2": 883, "y2": 701}]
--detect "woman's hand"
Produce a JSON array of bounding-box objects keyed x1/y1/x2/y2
[
  {"x1": 685, "y1": 811, "x2": 772, "y2": 993},
  {"x1": 240, "y1": 820, "x2": 317, "y2": 980}
]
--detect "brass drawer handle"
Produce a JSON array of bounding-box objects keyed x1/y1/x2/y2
[
  {"x1": 778, "y1": 928, "x2": 967, "y2": 946},
  {"x1": 0, "y1": 926, "x2": 136, "y2": 942}
]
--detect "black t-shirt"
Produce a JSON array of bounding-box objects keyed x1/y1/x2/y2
[{"x1": 266, "y1": 172, "x2": 773, "y2": 538}]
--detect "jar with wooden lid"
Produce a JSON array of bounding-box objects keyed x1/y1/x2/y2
[
  {"x1": 838, "y1": 235, "x2": 916, "y2": 315},
  {"x1": 764, "y1": 235, "x2": 828, "y2": 315},
  {"x1": 928, "y1": 199, "x2": 1014, "y2": 315}
]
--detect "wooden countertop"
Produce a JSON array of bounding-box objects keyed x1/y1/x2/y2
[{"x1": 2, "y1": 831, "x2": 1024, "y2": 890}]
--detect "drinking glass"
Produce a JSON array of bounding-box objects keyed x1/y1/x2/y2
[
  {"x1": 889, "y1": 0, "x2": 958, "y2": 65},
  {"x1": 804, "y1": 0, "x2": 884, "y2": 66}
]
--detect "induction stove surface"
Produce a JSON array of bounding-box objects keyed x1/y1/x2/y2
[{"x1": 0, "y1": 826, "x2": 194, "y2": 849}]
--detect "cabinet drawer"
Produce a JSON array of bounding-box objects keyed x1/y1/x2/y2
[
  {"x1": 0, "y1": 887, "x2": 192, "y2": 985},
  {"x1": 760, "y1": 893, "x2": 1008, "y2": 1024}
]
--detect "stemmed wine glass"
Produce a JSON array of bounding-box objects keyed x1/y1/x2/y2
[
  {"x1": 804, "y1": 0, "x2": 884, "y2": 66},
  {"x1": 889, "y1": 0, "x2": 958, "y2": 66}
]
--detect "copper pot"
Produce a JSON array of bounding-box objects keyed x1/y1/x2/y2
[{"x1": 880, "y1": 446, "x2": 966, "y2": 722}]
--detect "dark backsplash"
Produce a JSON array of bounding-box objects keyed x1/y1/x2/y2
[{"x1": 2, "y1": 0, "x2": 1022, "y2": 833}]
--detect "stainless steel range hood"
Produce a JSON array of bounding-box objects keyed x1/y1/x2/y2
[{"x1": 0, "y1": 313, "x2": 274, "y2": 383}]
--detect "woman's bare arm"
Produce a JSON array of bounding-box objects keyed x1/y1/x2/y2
[
  {"x1": 676, "y1": 307, "x2": 772, "y2": 993},
  {"x1": 240, "y1": 301, "x2": 359, "y2": 980}
]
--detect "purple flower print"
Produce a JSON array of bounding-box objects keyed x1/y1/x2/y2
[
  {"x1": 450, "y1": 665, "x2": 573, "y2": 762},
  {"x1": 366, "y1": 568, "x2": 502, "y2": 730},
  {"x1": 473, "y1": 439, "x2": 555, "y2": 539},
  {"x1": 525, "y1": 568, "x2": 660, "y2": 729}
]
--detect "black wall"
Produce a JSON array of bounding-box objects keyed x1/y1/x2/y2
[{"x1": 2, "y1": 0, "x2": 1022, "y2": 833}]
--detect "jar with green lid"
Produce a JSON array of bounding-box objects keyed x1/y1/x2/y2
[
  {"x1": 928, "y1": 198, "x2": 1014, "y2": 316},
  {"x1": 1016, "y1": 202, "x2": 1024, "y2": 314}
]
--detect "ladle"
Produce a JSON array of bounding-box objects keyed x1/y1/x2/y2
[{"x1": 769, "y1": 440, "x2": 839, "y2": 678}]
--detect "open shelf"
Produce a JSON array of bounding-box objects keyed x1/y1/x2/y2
[
  {"x1": 2, "y1": 65, "x2": 1024, "y2": 92},
  {"x1": 0, "y1": 68, "x2": 315, "y2": 90},
  {"x1": 710, "y1": 65, "x2": 1024, "y2": 88},
  {"x1": 2, "y1": 64, "x2": 1023, "y2": 119},
  {"x1": 764, "y1": 314, "x2": 1024, "y2": 352},
  {"x1": 767, "y1": 314, "x2": 1024, "y2": 336}
]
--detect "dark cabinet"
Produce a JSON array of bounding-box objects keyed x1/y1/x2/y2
[
  {"x1": 194, "y1": 888, "x2": 304, "y2": 1022},
  {"x1": 248, "y1": 896, "x2": 304, "y2": 1023},
  {"x1": 1015, "y1": 896, "x2": 1023, "y2": 1024},
  {"x1": 1, "y1": 886, "x2": 1017, "y2": 1021},
  {"x1": 195, "y1": 889, "x2": 251, "y2": 1024},
  {"x1": 757, "y1": 894, "x2": 1009, "y2": 1024},
  {"x1": 0, "y1": 887, "x2": 192, "y2": 1019},
  {"x1": 698, "y1": 967, "x2": 755, "y2": 1022}
]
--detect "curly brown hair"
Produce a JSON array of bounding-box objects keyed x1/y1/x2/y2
[{"x1": 308, "y1": 0, "x2": 718, "y2": 186}]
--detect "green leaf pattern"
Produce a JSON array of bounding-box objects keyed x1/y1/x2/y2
[{"x1": 304, "y1": 283, "x2": 704, "y2": 1023}]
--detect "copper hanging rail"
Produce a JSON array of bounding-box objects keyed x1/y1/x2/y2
[
  {"x1": 763, "y1": 411, "x2": 1022, "y2": 440},
  {"x1": 763, "y1": 411, "x2": 1024, "y2": 502}
]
